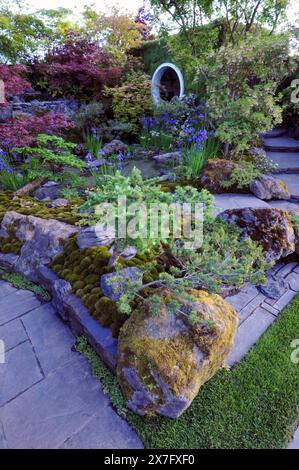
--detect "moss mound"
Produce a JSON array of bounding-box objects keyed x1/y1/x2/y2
[
  {"x1": 51, "y1": 237, "x2": 162, "y2": 337},
  {"x1": 0, "y1": 191, "x2": 83, "y2": 225}
]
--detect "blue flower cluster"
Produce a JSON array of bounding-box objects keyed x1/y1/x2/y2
[
  {"x1": 140, "y1": 114, "x2": 178, "y2": 131},
  {"x1": 0, "y1": 150, "x2": 13, "y2": 173},
  {"x1": 85, "y1": 150, "x2": 125, "y2": 173},
  {"x1": 140, "y1": 117, "x2": 157, "y2": 130}
]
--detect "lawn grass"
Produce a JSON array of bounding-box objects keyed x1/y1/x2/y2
[{"x1": 77, "y1": 293, "x2": 299, "y2": 449}]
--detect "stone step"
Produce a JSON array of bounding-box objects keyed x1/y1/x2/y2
[
  {"x1": 263, "y1": 136, "x2": 299, "y2": 152},
  {"x1": 260, "y1": 128, "x2": 288, "y2": 139},
  {"x1": 273, "y1": 174, "x2": 299, "y2": 201},
  {"x1": 213, "y1": 193, "x2": 270, "y2": 215},
  {"x1": 268, "y1": 199, "x2": 299, "y2": 217},
  {"x1": 266, "y1": 151, "x2": 299, "y2": 173}
]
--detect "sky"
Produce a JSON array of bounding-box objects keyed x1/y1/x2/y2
[
  {"x1": 25, "y1": 0, "x2": 145, "y2": 16},
  {"x1": 8, "y1": 0, "x2": 299, "y2": 28},
  {"x1": 17, "y1": 0, "x2": 299, "y2": 22}
]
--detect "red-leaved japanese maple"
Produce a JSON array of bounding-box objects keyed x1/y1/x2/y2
[
  {"x1": 0, "y1": 112, "x2": 74, "y2": 149},
  {"x1": 0, "y1": 64, "x2": 32, "y2": 105},
  {"x1": 30, "y1": 33, "x2": 123, "y2": 100}
]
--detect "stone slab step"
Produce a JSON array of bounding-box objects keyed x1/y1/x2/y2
[
  {"x1": 264, "y1": 136, "x2": 299, "y2": 152},
  {"x1": 213, "y1": 193, "x2": 270, "y2": 215},
  {"x1": 268, "y1": 200, "x2": 299, "y2": 216},
  {"x1": 273, "y1": 174, "x2": 299, "y2": 201},
  {"x1": 266, "y1": 151, "x2": 299, "y2": 173},
  {"x1": 261, "y1": 128, "x2": 288, "y2": 139}
]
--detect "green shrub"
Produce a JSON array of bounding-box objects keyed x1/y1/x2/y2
[
  {"x1": 105, "y1": 71, "x2": 153, "y2": 135},
  {"x1": 221, "y1": 161, "x2": 262, "y2": 190},
  {"x1": 197, "y1": 33, "x2": 291, "y2": 156},
  {"x1": 13, "y1": 134, "x2": 86, "y2": 186}
]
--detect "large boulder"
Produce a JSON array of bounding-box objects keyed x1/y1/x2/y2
[
  {"x1": 117, "y1": 289, "x2": 238, "y2": 418},
  {"x1": 77, "y1": 225, "x2": 115, "y2": 249},
  {"x1": 0, "y1": 211, "x2": 78, "y2": 280},
  {"x1": 250, "y1": 175, "x2": 290, "y2": 200},
  {"x1": 219, "y1": 208, "x2": 295, "y2": 262},
  {"x1": 198, "y1": 159, "x2": 244, "y2": 193},
  {"x1": 33, "y1": 181, "x2": 61, "y2": 201}
]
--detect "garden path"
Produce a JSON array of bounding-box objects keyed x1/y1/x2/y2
[{"x1": 0, "y1": 280, "x2": 142, "y2": 449}]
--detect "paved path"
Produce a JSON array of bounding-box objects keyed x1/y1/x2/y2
[
  {"x1": 0, "y1": 280, "x2": 142, "y2": 449},
  {"x1": 226, "y1": 262, "x2": 299, "y2": 366}
]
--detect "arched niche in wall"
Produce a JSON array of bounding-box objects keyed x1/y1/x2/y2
[{"x1": 151, "y1": 63, "x2": 184, "y2": 106}]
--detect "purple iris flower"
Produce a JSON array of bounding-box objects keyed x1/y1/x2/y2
[{"x1": 85, "y1": 153, "x2": 92, "y2": 167}]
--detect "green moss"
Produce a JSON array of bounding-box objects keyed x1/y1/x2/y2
[
  {"x1": 50, "y1": 238, "x2": 162, "y2": 336},
  {"x1": 0, "y1": 191, "x2": 84, "y2": 225},
  {"x1": 73, "y1": 280, "x2": 85, "y2": 291},
  {"x1": 0, "y1": 223, "x2": 22, "y2": 255}
]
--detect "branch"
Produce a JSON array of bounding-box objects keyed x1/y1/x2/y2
[{"x1": 13, "y1": 177, "x2": 45, "y2": 198}]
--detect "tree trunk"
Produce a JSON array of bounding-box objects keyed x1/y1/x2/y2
[{"x1": 13, "y1": 177, "x2": 45, "y2": 198}]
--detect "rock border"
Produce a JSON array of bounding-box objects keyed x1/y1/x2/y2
[{"x1": 0, "y1": 252, "x2": 118, "y2": 372}]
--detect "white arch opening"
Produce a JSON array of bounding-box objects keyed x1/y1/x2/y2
[{"x1": 151, "y1": 63, "x2": 184, "y2": 106}]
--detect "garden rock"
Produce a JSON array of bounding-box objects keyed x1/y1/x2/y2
[
  {"x1": 120, "y1": 246, "x2": 137, "y2": 260},
  {"x1": 117, "y1": 288, "x2": 238, "y2": 418},
  {"x1": 258, "y1": 275, "x2": 288, "y2": 299},
  {"x1": 153, "y1": 151, "x2": 182, "y2": 164},
  {"x1": 46, "y1": 198, "x2": 69, "y2": 208},
  {"x1": 250, "y1": 175, "x2": 290, "y2": 200},
  {"x1": 249, "y1": 147, "x2": 267, "y2": 159},
  {"x1": 219, "y1": 207, "x2": 295, "y2": 262},
  {"x1": 101, "y1": 139, "x2": 127, "y2": 157},
  {"x1": 101, "y1": 267, "x2": 143, "y2": 301},
  {"x1": 198, "y1": 159, "x2": 242, "y2": 193},
  {"x1": 33, "y1": 182, "x2": 61, "y2": 201},
  {"x1": 0, "y1": 211, "x2": 78, "y2": 279},
  {"x1": 77, "y1": 225, "x2": 115, "y2": 249}
]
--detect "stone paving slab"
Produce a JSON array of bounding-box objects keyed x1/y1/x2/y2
[
  {"x1": 268, "y1": 200, "x2": 299, "y2": 216},
  {"x1": 266, "y1": 151, "x2": 299, "y2": 171},
  {"x1": 288, "y1": 427, "x2": 299, "y2": 449},
  {"x1": 213, "y1": 194, "x2": 270, "y2": 215},
  {"x1": 0, "y1": 281, "x2": 17, "y2": 300},
  {"x1": 226, "y1": 307, "x2": 276, "y2": 366},
  {"x1": 261, "y1": 128, "x2": 287, "y2": 138},
  {"x1": 0, "y1": 422, "x2": 7, "y2": 449},
  {"x1": 60, "y1": 410, "x2": 143, "y2": 449},
  {"x1": 264, "y1": 136, "x2": 299, "y2": 151},
  {"x1": 0, "y1": 289, "x2": 40, "y2": 326},
  {"x1": 285, "y1": 272, "x2": 299, "y2": 292},
  {"x1": 0, "y1": 341, "x2": 43, "y2": 407},
  {"x1": 226, "y1": 262, "x2": 299, "y2": 367},
  {"x1": 272, "y1": 174, "x2": 299, "y2": 199},
  {"x1": 0, "y1": 280, "x2": 142, "y2": 449},
  {"x1": 0, "y1": 319, "x2": 27, "y2": 352},
  {"x1": 0, "y1": 356, "x2": 141, "y2": 449},
  {"x1": 22, "y1": 304, "x2": 76, "y2": 375}
]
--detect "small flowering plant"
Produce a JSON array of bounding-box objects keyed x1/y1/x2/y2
[
  {"x1": 0, "y1": 149, "x2": 30, "y2": 190},
  {"x1": 139, "y1": 97, "x2": 215, "y2": 152},
  {"x1": 85, "y1": 148, "x2": 126, "y2": 184}
]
